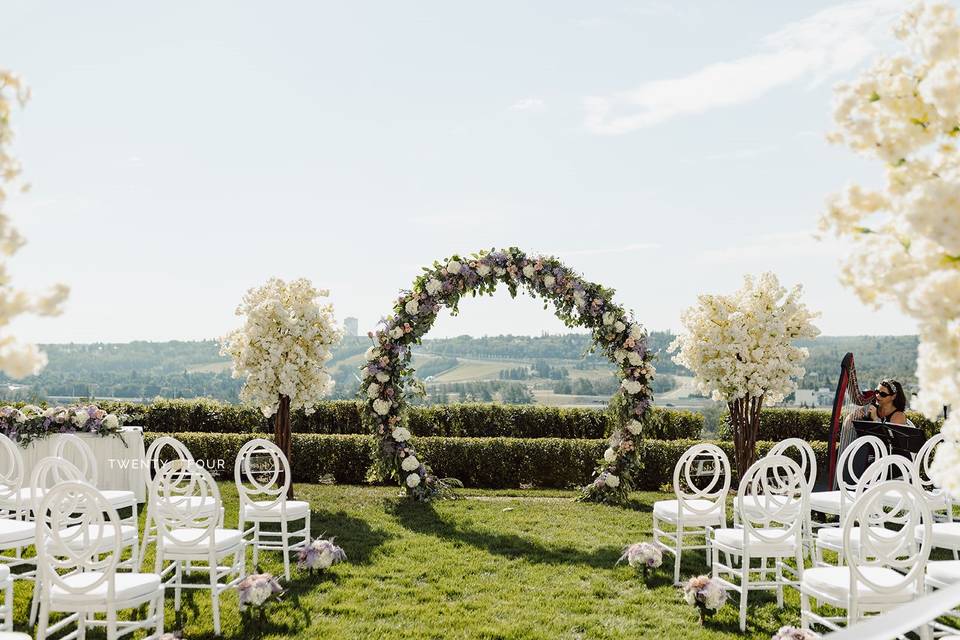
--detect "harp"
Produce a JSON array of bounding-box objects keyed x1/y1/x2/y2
[{"x1": 826, "y1": 352, "x2": 876, "y2": 490}]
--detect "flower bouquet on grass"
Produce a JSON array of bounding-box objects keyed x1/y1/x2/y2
[
  {"x1": 617, "y1": 542, "x2": 662, "y2": 580},
  {"x1": 297, "y1": 537, "x2": 347, "y2": 576},
  {"x1": 237, "y1": 571, "x2": 284, "y2": 622},
  {"x1": 681, "y1": 575, "x2": 727, "y2": 625},
  {"x1": 771, "y1": 627, "x2": 817, "y2": 640}
]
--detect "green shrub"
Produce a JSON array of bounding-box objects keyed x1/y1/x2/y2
[
  {"x1": 107, "y1": 399, "x2": 702, "y2": 440},
  {"x1": 715, "y1": 407, "x2": 941, "y2": 441},
  {"x1": 151, "y1": 432, "x2": 825, "y2": 490}
]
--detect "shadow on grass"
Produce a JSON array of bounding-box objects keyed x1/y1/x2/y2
[
  {"x1": 385, "y1": 500, "x2": 623, "y2": 569},
  {"x1": 308, "y1": 509, "x2": 392, "y2": 565}
]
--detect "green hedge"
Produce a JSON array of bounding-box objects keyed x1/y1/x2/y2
[
  {"x1": 715, "y1": 407, "x2": 941, "y2": 441},
  {"x1": 152, "y1": 432, "x2": 828, "y2": 491},
  {"x1": 106, "y1": 399, "x2": 703, "y2": 440}
]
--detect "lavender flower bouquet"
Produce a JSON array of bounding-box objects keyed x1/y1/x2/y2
[
  {"x1": 617, "y1": 542, "x2": 662, "y2": 580},
  {"x1": 297, "y1": 537, "x2": 347, "y2": 575},
  {"x1": 236, "y1": 572, "x2": 284, "y2": 620}
]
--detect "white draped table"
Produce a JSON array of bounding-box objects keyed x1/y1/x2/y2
[{"x1": 19, "y1": 427, "x2": 147, "y2": 502}]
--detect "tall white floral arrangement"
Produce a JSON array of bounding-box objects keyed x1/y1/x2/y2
[
  {"x1": 670, "y1": 272, "x2": 820, "y2": 475},
  {"x1": 819, "y1": 1, "x2": 960, "y2": 493},
  {"x1": 222, "y1": 278, "x2": 342, "y2": 418},
  {"x1": 0, "y1": 70, "x2": 68, "y2": 377}
]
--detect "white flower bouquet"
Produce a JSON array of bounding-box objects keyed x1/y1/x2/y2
[
  {"x1": 681, "y1": 575, "x2": 727, "y2": 624},
  {"x1": 618, "y1": 542, "x2": 662, "y2": 579}
]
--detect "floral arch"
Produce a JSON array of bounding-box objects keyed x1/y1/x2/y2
[{"x1": 361, "y1": 248, "x2": 656, "y2": 503}]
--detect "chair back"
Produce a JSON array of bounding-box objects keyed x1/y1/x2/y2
[
  {"x1": 0, "y1": 435, "x2": 24, "y2": 517},
  {"x1": 915, "y1": 434, "x2": 949, "y2": 501},
  {"x1": 767, "y1": 438, "x2": 818, "y2": 492},
  {"x1": 673, "y1": 443, "x2": 731, "y2": 516},
  {"x1": 837, "y1": 435, "x2": 886, "y2": 512},
  {"x1": 856, "y1": 454, "x2": 918, "y2": 493},
  {"x1": 34, "y1": 480, "x2": 122, "y2": 600},
  {"x1": 737, "y1": 454, "x2": 807, "y2": 546},
  {"x1": 844, "y1": 480, "x2": 931, "y2": 598},
  {"x1": 235, "y1": 438, "x2": 290, "y2": 513},
  {"x1": 152, "y1": 460, "x2": 221, "y2": 547},
  {"x1": 54, "y1": 434, "x2": 98, "y2": 486},
  {"x1": 29, "y1": 457, "x2": 85, "y2": 515},
  {"x1": 144, "y1": 436, "x2": 193, "y2": 490}
]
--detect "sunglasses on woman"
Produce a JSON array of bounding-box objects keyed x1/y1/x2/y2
[{"x1": 875, "y1": 390, "x2": 894, "y2": 398}]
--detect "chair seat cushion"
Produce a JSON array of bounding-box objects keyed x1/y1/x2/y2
[
  {"x1": 816, "y1": 526, "x2": 899, "y2": 551},
  {"x1": 49, "y1": 572, "x2": 161, "y2": 607},
  {"x1": 0, "y1": 564, "x2": 9, "y2": 583},
  {"x1": 927, "y1": 560, "x2": 960, "y2": 586},
  {"x1": 0, "y1": 633, "x2": 33, "y2": 640},
  {"x1": 100, "y1": 490, "x2": 136, "y2": 507},
  {"x1": 0, "y1": 487, "x2": 46, "y2": 508},
  {"x1": 653, "y1": 499, "x2": 724, "y2": 526},
  {"x1": 809, "y1": 491, "x2": 843, "y2": 514},
  {"x1": 57, "y1": 524, "x2": 138, "y2": 547},
  {"x1": 160, "y1": 528, "x2": 243, "y2": 555},
  {"x1": 242, "y1": 500, "x2": 309, "y2": 520},
  {"x1": 915, "y1": 522, "x2": 960, "y2": 549},
  {"x1": 713, "y1": 527, "x2": 800, "y2": 555},
  {"x1": 802, "y1": 566, "x2": 918, "y2": 604},
  {"x1": 0, "y1": 519, "x2": 34, "y2": 546}
]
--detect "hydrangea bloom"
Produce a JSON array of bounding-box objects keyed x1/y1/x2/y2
[
  {"x1": 221, "y1": 278, "x2": 342, "y2": 418},
  {"x1": 819, "y1": 1, "x2": 960, "y2": 493}
]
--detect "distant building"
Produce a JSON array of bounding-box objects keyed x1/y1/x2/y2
[
  {"x1": 344, "y1": 317, "x2": 359, "y2": 337},
  {"x1": 794, "y1": 387, "x2": 834, "y2": 407}
]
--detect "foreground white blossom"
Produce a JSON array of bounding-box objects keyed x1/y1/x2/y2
[
  {"x1": 221, "y1": 278, "x2": 342, "y2": 417},
  {"x1": 819, "y1": 1, "x2": 960, "y2": 491},
  {"x1": 0, "y1": 70, "x2": 69, "y2": 378}
]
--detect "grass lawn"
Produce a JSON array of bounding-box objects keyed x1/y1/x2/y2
[{"x1": 6, "y1": 485, "x2": 840, "y2": 639}]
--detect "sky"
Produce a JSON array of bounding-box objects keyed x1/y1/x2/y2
[{"x1": 1, "y1": 0, "x2": 930, "y2": 344}]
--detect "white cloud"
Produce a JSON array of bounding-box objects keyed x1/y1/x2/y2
[
  {"x1": 551, "y1": 243, "x2": 661, "y2": 257},
  {"x1": 696, "y1": 231, "x2": 838, "y2": 265},
  {"x1": 585, "y1": 0, "x2": 902, "y2": 135},
  {"x1": 508, "y1": 97, "x2": 546, "y2": 112}
]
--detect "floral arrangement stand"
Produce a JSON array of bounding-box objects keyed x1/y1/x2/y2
[
  {"x1": 222, "y1": 278, "x2": 343, "y2": 500},
  {"x1": 0, "y1": 404, "x2": 124, "y2": 447},
  {"x1": 361, "y1": 248, "x2": 656, "y2": 504}
]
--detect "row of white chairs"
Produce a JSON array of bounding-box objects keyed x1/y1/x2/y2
[
  {"x1": 652, "y1": 435, "x2": 956, "y2": 634},
  {"x1": 0, "y1": 434, "x2": 313, "y2": 638}
]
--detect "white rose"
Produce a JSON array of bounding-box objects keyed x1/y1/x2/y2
[
  {"x1": 605, "y1": 474, "x2": 620, "y2": 488},
  {"x1": 376, "y1": 372, "x2": 390, "y2": 383},
  {"x1": 401, "y1": 456, "x2": 420, "y2": 472},
  {"x1": 602, "y1": 311, "x2": 615, "y2": 326},
  {"x1": 392, "y1": 427, "x2": 411, "y2": 442},
  {"x1": 406, "y1": 473, "x2": 421, "y2": 488},
  {"x1": 626, "y1": 420, "x2": 643, "y2": 435},
  {"x1": 364, "y1": 346, "x2": 379, "y2": 361},
  {"x1": 404, "y1": 300, "x2": 419, "y2": 315},
  {"x1": 629, "y1": 324, "x2": 644, "y2": 340},
  {"x1": 494, "y1": 267, "x2": 506, "y2": 276},
  {"x1": 373, "y1": 399, "x2": 392, "y2": 416},
  {"x1": 13, "y1": 410, "x2": 26, "y2": 424},
  {"x1": 367, "y1": 383, "x2": 381, "y2": 399},
  {"x1": 446, "y1": 260, "x2": 462, "y2": 275},
  {"x1": 603, "y1": 447, "x2": 616, "y2": 462},
  {"x1": 543, "y1": 275, "x2": 555, "y2": 289},
  {"x1": 614, "y1": 350, "x2": 627, "y2": 363},
  {"x1": 390, "y1": 327, "x2": 404, "y2": 339},
  {"x1": 573, "y1": 292, "x2": 586, "y2": 309},
  {"x1": 522, "y1": 264, "x2": 536, "y2": 279},
  {"x1": 476, "y1": 263, "x2": 491, "y2": 277},
  {"x1": 425, "y1": 278, "x2": 443, "y2": 295},
  {"x1": 627, "y1": 351, "x2": 644, "y2": 366},
  {"x1": 72, "y1": 412, "x2": 88, "y2": 428},
  {"x1": 103, "y1": 414, "x2": 120, "y2": 429}
]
